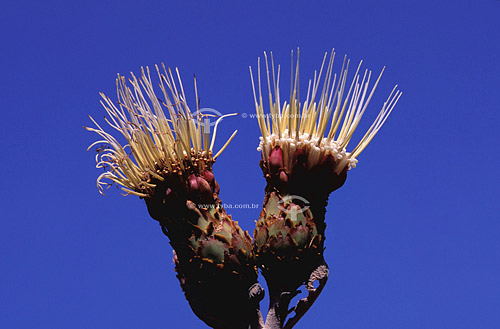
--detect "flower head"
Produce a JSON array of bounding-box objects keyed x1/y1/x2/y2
[
  {"x1": 86, "y1": 65, "x2": 237, "y2": 197},
  {"x1": 250, "y1": 49, "x2": 402, "y2": 175}
]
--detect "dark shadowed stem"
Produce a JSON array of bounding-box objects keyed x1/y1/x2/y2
[
  {"x1": 264, "y1": 290, "x2": 295, "y2": 329},
  {"x1": 284, "y1": 264, "x2": 329, "y2": 329},
  {"x1": 263, "y1": 263, "x2": 329, "y2": 329},
  {"x1": 249, "y1": 310, "x2": 264, "y2": 329},
  {"x1": 249, "y1": 283, "x2": 265, "y2": 329}
]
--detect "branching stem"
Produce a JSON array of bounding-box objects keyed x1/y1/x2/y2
[{"x1": 262, "y1": 263, "x2": 329, "y2": 329}]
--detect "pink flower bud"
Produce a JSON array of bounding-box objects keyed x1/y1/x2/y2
[
  {"x1": 201, "y1": 170, "x2": 215, "y2": 187},
  {"x1": 196, "y1": 176, "x2": 213, "y2": 203},
  {"x1": 187, "y1": 174, "x2": 199, "y2": 192},
  {"x1": 269, "y1": 146, "x2": 284, "y2": 173}
]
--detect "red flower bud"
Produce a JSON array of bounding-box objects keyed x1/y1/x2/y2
[
  {"x1": 269, "y1": 146, "x2": 284, "y2": 173},
  {"x1": 188, "y1": 174, "x2": 199, "y2": 192},
  {"x1": 201, "y1": 170, "x2": 215, "y2": 187},
  {"x1": 196, "y1": 176, "x2": 213, "y2": 203}
]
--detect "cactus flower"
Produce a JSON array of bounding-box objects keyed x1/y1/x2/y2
[
  {"x1": 86, "y1": 65, "x2": 260, "y2": 329},
  {"x1": 250, "y1": 50, "x2": 402, "y2": 327}
]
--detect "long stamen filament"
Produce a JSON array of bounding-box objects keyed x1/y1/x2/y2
[
  {"x1": 87, "y1": 65, "x2": 237, "y2": 196},
  {"x1": 251, "y1": 49, "x2": 401, "y2": 173}
]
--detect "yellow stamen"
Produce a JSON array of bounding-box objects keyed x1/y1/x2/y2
[
  {"x1": 86, "y1": 64, "x2": 236, "y2": 196},
  {"x1": 251, "y1": 49, "x2": 402, "y2": 173}
]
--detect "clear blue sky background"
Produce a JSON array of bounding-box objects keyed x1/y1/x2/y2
[{"x1": 1, "y1": 1, "x2": 499, "y2": 328}]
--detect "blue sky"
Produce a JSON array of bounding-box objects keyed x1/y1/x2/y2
[{"x1": 1, "y1": 1, "x2": 499, "y2": 328}]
